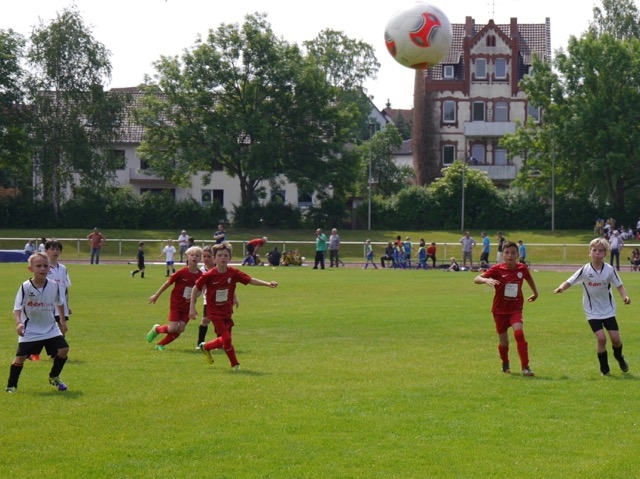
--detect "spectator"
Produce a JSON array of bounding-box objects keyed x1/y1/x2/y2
[
  {"x1": 447, "y1": 257, "x2": 460, "y2": 272},
  {"x1": 609, "y1": 230, "x2": 623, "y2": 271},
  {"x1": 328, "y1": 228, "x2": 341, "y2": 268},
  {"x1": 313, "y1": 229, "x2": 327, "y2": 270},
  {"x1": 267, "y1": 246, "x2": 281, "y2": 266},
  {"x1": 631, "y1": 248, "x2": 640, "y2": 272},
  {"x1": 177, "y1": 230, "x2": 189, "y2": 263},
  {"x1": 517, "y1": 240, "x2": 527, "y2": 265},
  {"x1": 380, "y1": 242, "x2": 395, "y2": 268},
  {"x1": 24, "y1": 240, "x2": 35, "y2": 255},
  {"x1": 247, "y1": 236, "x2": 268, "y2": 260},
  {"x1": 87, "y1": 228, "x2": 105, "y2": 265},
  {"x1": 480, "y1": 231, "x2": 490, "y2": 265},
  {"x1": 38, "y1": 237, "x2": 47, "y2": 254},
  {"x1": 459, "y1": 231, "x2": 476, "y2": 268},
  {"x1": 213, "y1": 224, "x2": 227, "y2": 244},
  {"x1": 496, "y1": 232, "x2": 506, "y2": 263}
]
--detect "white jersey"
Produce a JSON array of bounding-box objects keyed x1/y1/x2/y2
[
  {"x1": 47, "y1": 262, "x2": 71, "y2": 316},
  {"x1": 200, "y1": 265, "x2": 210, "y2": 305},
  {"x1": 163, "y1": 245, "x2": 177, "y2": 262},
  {"x1": 14, "y1": 279, "x2": 65, "y2": 342},
  {"x1": 566, "y1": 262, "x2": 623, "y2": 320}
]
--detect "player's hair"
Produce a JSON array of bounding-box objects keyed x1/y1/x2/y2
[
  {"x1": 213, "y1": 241, "x2": 233, "y2": 257},
  {"x1": 139, "y1": 241, "x2": 145, "y2": 247},
  {"x1": 185, "y1": 245, "x2": 203, "y2": 257},
  {"x1": 590, "y1": 237, "x2": 610, "y2": 251},
  {"x1": 45, "y1": 238, "x2": 63, "y2": 251},
  {"x1": 502, "y1": 241, "x2": 518, "y2": 253},
  {"x1": 28, "y1": 252, "x2": 50, "y2": 267},
  {"x1": 202, "y1": 244, "x2": 213, "y2": 253}
]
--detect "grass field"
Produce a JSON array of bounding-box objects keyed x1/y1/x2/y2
[{"x1": 2, "y1": 261, "x2": 640, "y2": 478}]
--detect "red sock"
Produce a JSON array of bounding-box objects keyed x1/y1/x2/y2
[
  {"x1": 157, "y1": 324, "x2": 169, "y2": 334},
  {"x1": 158, "y1": 333, "x2": 179, "y2": 346},
  {"x1": 514, "y1": 329, "x2": 529, "y2": 368},
  {"x1": 498, "y1": 344, "x2": 509, "y2": 364},
  {"x1": 224, "y1": 346, "x2": 239, "y2": 367}
]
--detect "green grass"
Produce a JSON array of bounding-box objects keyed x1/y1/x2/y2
[{"x1": 2, "y1": 262, "x2": 640, "y2": 477}]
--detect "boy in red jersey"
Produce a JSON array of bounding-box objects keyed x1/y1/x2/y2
[
  {"x1": 146, "y1": 246, "x2": 203, "y2": 350},
  {"x1": 474, "y1": 241, "x2": 539, "y2": 376},
  {"x1": 190, "y1": 241, "x2": 278, "y2": 369}
]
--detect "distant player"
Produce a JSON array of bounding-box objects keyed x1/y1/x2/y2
[{"x1": 160, "y1": 239, "x2": 177, "y2": 277}]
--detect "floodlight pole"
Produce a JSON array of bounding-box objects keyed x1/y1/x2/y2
[
  {"x1": 551, "y1": 131, "x2": 556, "y2": 232},
  {"x1": 461, "y1": 160, "x2": 466, "y2": 231},
  {"x1": 368, "y1": 121, "x2": 374, "y2": 231}
]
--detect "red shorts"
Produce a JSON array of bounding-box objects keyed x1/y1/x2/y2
[
  {"x1": 168, "y1": 308, "x2": 190, "y2": 323},
  {"x1": 492, "y1": 311, "x2": 523, "y2": 334},
  {"x1": 212, "y1": 317, "x2": 235, "y2": 337}
]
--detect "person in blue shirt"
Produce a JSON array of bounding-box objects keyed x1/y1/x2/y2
[
  {"x1": 403, "y1": 237, "x2": 412, "y2": 268},
  {"x1": 480, "y1": 231, "x2": 490, "y2": 265},
  {"x1": 363, "y1": 240, "x2": 378, "y2": 269},
  {"x1": 517, "y1": 240, "x2": 527, "y2": 264},
  {"x1": 416, "y1": 239, "x2": 428, "y2": 270}
]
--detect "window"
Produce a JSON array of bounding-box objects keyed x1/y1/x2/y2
[
  {"x1": 527, "y1": 103, "x2": 540, "y2": 123},
  {"x1": 271, "y1": 190, "x2": 285, "y2": 204},
  {"x1": 443, "y1": 100, "x2": 456, "y2": 123},
  {"x1": 298, "y1": 192, "x2": 313, "y2": 208},
  {"x1": 201, "y1": 189, "x2": 224, "y2": 206},
  {"x1": 495, "y1": 58, "x2": 507, "y2": 79},
  {"x1": 494, "y1": 149, "x2": 508, "y2": 166},
  {"x1": 471, "y1": 144, "x2": 485, "y2": 164},
  {"x1": 494, "y1": 101, "x2": 508, "y2": 122},
  {"x1": 443, "y1": 65, "x2": 454, "y2": 79},
  {"x1": 486, "y1": 35, "x2": 496, "y2": 47},
  {"x1": 475, "y1": 58, "x2": 486, "y2": 79},
  {"x1": 443, "y1": 145, "x2": 455, "y2": 165},
  {"x1": 472, "y1": 102, "x2": 485, "y2": 122},
  {"x1": 112, "y1": 150, "x2": 126, "y2": 170}
]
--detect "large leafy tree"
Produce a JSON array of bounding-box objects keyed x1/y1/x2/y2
[
  {"x1": 0, "y1": 29, "x2": 30, "y2": 193},
  {"x1": 26, "y1": 6, "x2": 130, "y2": 216},
  {"x1": 136, "y1": 13, "x2": 370, "y2": 207},
  {"x1": 502, "y1": 0, "x2": 640, "y2": 214}
]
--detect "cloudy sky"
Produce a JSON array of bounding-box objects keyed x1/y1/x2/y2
[{"x1": 2, "y1": 0, "x2": 608, "y2": 110}]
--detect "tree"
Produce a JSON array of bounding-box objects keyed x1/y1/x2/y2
[
  {"x1": 0, "y1": 29, "x2": 30, "y2": 194},
  {"x1": 355, "y1": 124, "x2": 413, "y2": 197},
  {"x1": 26, "y1": 6, "x2": 129, "y2": 216},
  {"x1": 412, "y1": 70, "x2": 439, "y2": 185},
  {"x1": 136, "y1": 13, "x2": 370, "y2": 207},
  {"x1": 503, "y1": 0, "x2": 640, "y2": 215}
]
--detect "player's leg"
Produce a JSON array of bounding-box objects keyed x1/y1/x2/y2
[
  {"x1": 48, "y1": 337, "x2": 69, "y2": 391},
  {"x1": 590, "y1": 320, "x2": 610, "y2": 375},
  {"x1": 494, "y1": 315, "x2": 511, "y2": 373},
  {"x1": 606, "y1": 319, "x2": 628, "y2": 372}
]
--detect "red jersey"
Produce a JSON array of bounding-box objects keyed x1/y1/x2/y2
[
  {"x1": 195, "y1": 266, "x2": 252, "y2": 321},
  {"x1": 248, "y1": 238, "x2": 265, "y2": 248},
  {"x1": 168, "y1": 267, "x2": 202, "y2": 313},
  {"x1": 481, "y1": 262, "x2": 532, "y2": 314}
]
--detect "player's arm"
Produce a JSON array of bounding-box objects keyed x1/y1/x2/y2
[
  {"x1": 525, "y1": 277, "x2": 539, "y2": 302},
  {"x1": 617, "y1": 284, "x2": 631, "y2": 305},
  {"x1": 474, "y1": 273, "x2": 497, "y2": 286},
  {"x1": 149, "y1": 281, "x2": 171, "y2": 304},
  {"x1": 57, "y1": 304, "x2": 68, "y2": 335},
  {"x1": 553, "y1": 281, "x2": 571, "y2": 294},
  {"x1": 189, "y1": 285, "x2": 202, "y2": 319},
  {"x1": 13, "y1": 310, "x2": 24, "y2": 336},
  {"x1": 249, "y1": 278, "x2": 278, "y2": 288}
]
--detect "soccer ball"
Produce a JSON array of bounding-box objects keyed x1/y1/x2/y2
[{"x1": 384, "y1": 2, "x2": 452, "y2": 70}]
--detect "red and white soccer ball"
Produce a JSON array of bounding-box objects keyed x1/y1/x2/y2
[{"x1": 384, "y1": 2, "x2": 453, "y2": 70}]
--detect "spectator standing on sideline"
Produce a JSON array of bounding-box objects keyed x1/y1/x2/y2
[
  {"x1": 177, "y1": 230, "x2": 189, "y2": 263},
  {"x1": 160, "y1": 239, "x2": 177, "y2": 277},
  {"x1": 480, "y1": 231, "x2": 490, "y2": 265},
  {"x1": 609, "y1": 230, "x2": 623, "y2": 271},
  {"x1": 459, "y1": 231, "x2": 476, "y2": 268},
  {"x1": 38, "y1": 237, "x2": 47, "y2": 254},
  {"x1": 313, "y1": 228, "x2": 327, "y2": 270},
  {"x1": 328, "y1": 228, "x2": 341, "y2": 268},
  {"x1": 213, "y1": 224, "x2": 227, "y2": 244},
  {"x1": 517, "y1": 240, "x2": 527, "y2": 264},
  {"x1": 426, "y1": 242, "x2": 437, "y2": 268},
  {"x1": 363, "y1": 239, "x2": 378, "y2": 269},
  {"x1": 553, "y1": 237, "x2": 630, "y2": 375},
  {"x1": 496, "y1": 232, "x2": 506, "y2": 263},
  {"x1": 87, "y1": 227, "x2": 105, "y2": 265},
  {"x1": 474, "y1": 241, "x2": 539, "y2": 376},
  {"x1": 403, "y1": 237, "x2": 413, "y2": 268},
  {"x1": 380, "y1": 241, "x2": 395, "y2": 268}
]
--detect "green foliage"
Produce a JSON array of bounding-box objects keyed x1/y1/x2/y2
[
  {"x1": 303, "y1": 195, "x2": 350, "y2": 229},
  {"x1": 232, "y1": 202, "x2": 302, "y2": 229}
]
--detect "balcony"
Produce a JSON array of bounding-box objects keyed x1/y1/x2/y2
[
  {"x1": 128, "y1": 168, "x2": 175, "y2": 186},
  {"x1": 464, "y1": 121, "x2": 516, "y2": 137},
  {"x1": 469, "y1": 164, "x2": 517, "y2": 181}
]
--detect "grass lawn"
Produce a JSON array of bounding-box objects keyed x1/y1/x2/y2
[{"x1": 2, "y1": 262, "x2": 640, "y2": 478}]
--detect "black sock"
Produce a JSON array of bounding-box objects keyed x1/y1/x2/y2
[
  {"x1": 598, "y1": 351, "x2": 609, "y2": 373},
  {"x1": 198, "y1": 325, "x2": 208, "y2": 345},
  {"x1": 613, "y1": 344, "x2": 624, "y2": 361},
  {"x1": 50, "y1": 356, "x2": 68, "y2": 378},
  {"x1": 7, "y1": 363, "x2": 23, "y2": 388}
]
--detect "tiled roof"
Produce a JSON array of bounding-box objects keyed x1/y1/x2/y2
[{"x1": 110, "y1": 87, "x2": 145, "y2": 144}]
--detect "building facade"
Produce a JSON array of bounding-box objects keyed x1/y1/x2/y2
[{"x1": 422, "y1": 16, "x2": 551, "y2": 185}]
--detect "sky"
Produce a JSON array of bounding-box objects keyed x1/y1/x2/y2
[{"x1": 1, "y1": 0, "x2": 613, "y2": 110}]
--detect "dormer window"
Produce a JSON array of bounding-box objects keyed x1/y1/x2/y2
[{"x1": 443, "y1": 65, "x2": 455, "y2": 79}]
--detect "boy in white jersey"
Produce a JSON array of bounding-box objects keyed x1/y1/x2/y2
[
  {"x1": 160, "y1": 239, "x2": 177, "y2": 277},
  {"x1": 43, "y1": 239, "x2": 72, "y2": 360},
  {"x1": 554, "y1": 238, "x2": 631, "y2": 375},
  {"x1": 6, "y1": 253, "x2": 70, "y2": 393}
]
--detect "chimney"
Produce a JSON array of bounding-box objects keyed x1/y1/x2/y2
[
  {"x1": 510, "y1": 17, "x2": 519, "y2": 37},
  {"x1": 465, "y1": 16, "x2": 474, "y2": 37}
]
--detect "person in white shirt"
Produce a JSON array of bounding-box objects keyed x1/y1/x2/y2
[
  {"x1": 160, "y1": 239, "x2": 177, "y2": 277},
  {"x1": 608, "y1": 230, "x2": 623, "y2": 271},
  {"x1": 6, "y1": 253, "x2": 70, "y2": 393},
  {"x1": 553, "y1": 237, "x2": 631, "y2": 376},
  {"x1": 177, "y1": 230, "x2": 189, "y2": 263}
]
